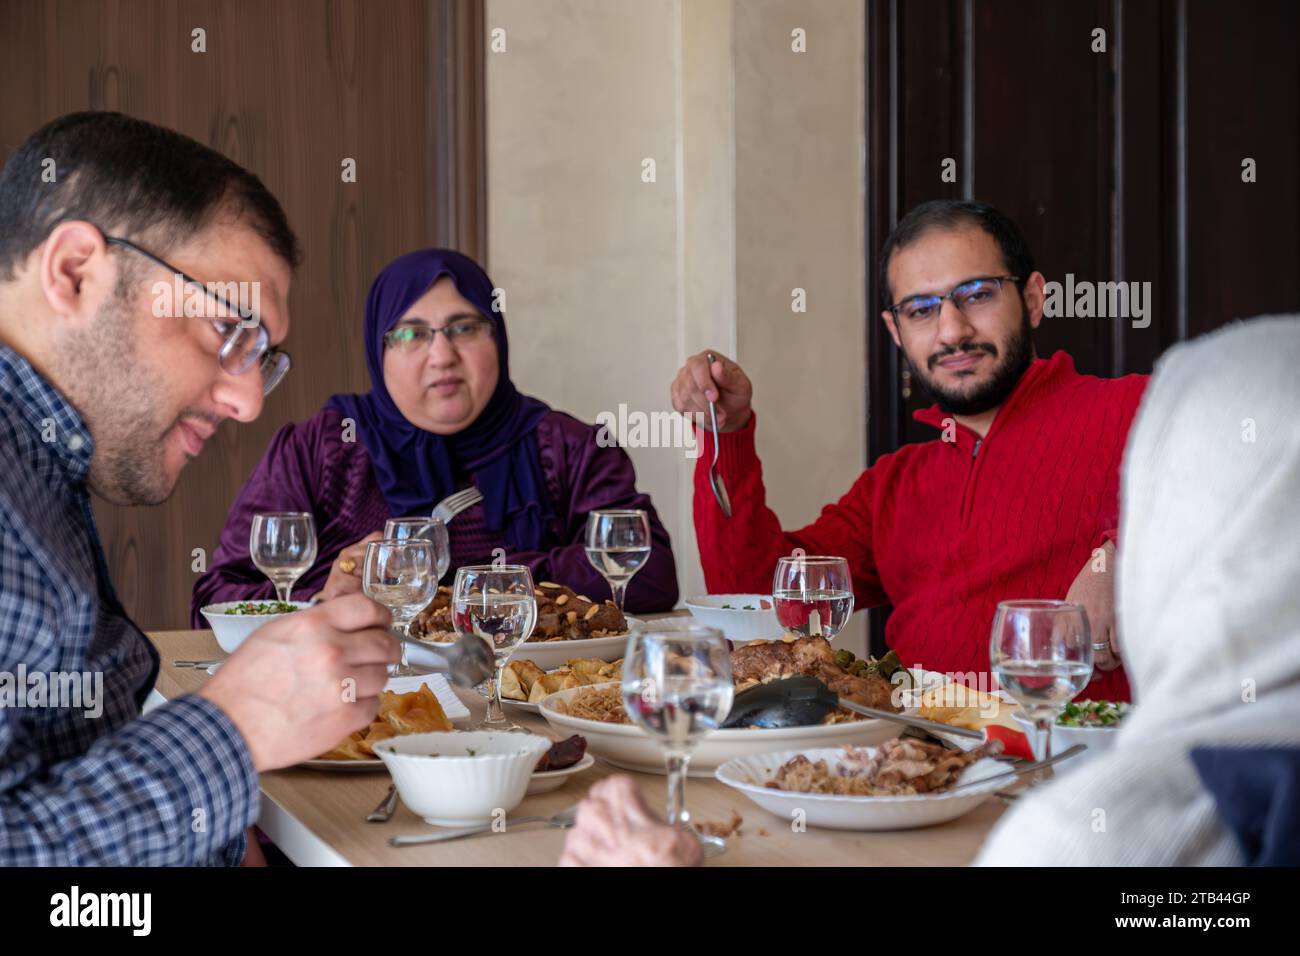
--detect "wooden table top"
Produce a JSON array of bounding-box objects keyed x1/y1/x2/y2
[{"x1": 148, "y1": 629, "x2": 1004, "y2": 866}]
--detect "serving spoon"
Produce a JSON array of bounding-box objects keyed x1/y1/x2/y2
[{"x1": 722, "y1": 674, "x2": 984, "y2": 740}]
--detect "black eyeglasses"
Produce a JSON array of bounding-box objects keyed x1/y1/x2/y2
[
  {"x1": 104, "y1": 235, "x2": 291, "y2": 396},
  {"x1": 889, "y1": 275, "x2": 1021, "y2": 324}
]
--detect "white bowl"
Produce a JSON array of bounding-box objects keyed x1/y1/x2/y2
[
  {"x1": 526, "y1": 753, "x2": 596, "y2": 795},
  {"x1": 200, "y1": 600, "x2": 313, "y2": 653},
  {"x1": 506, "y1": 616, "x2": 642, "y2": 671},
  {"x1": 684, "y1": 595, "x2": 781, "y2": 645},
  {"x1": 372, "y1": 731, "x2": 552, "y2": 827},
  {"x1": 1012, "y1": 710, "x2": 1127, "y2": 769},
  {"x1": 539, "y1": 683, "x2": 901, "y2": 778},
  {"x1": 715, "y1": 747, "x2": 1007, "y2": 831}
]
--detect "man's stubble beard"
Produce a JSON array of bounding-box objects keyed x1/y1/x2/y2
[
  {"x1": 51, "y1": 276, "x2": 180, "y2": 506},
  {"x1": 902, "y1": 300, "x2": 1035, "y2": 417}
]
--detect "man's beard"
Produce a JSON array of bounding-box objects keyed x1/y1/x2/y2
[
  {"x1": 51, "y1": 276, "x2": 191, "y2": 506},
  {"x1": 904, "y1": 306, "x2": 1035, "y2": 417}
]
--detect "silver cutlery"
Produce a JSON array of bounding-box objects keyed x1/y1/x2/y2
[
  {"x1": 947, "y1": 743, "x2": 1087, "y2": 792},
  {"x1": 398, "y1": 632, "x2": 495, "y2": 688},
  {"x1": 173, "y1": 659, "x2": 224, "y2": 669},
  {"x1": 432, "y1": 487, "x2": 484, "y2": 524},
  {"x1": 388, "y1": 805, "x2": 578, "y2": 847},
  {"x1": 704, "y1": 351, "x2": 732, "y2": 518},
  {"x1": 367, "y1": 785, "x2": 399, "y2": 823}
]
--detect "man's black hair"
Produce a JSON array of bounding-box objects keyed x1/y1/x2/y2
[
  {"x1": 0, "y1": 111, "x2": 300, "y2": 280},
  {"x1": 878, "y1": 199, "x2": 1034, "y2": 307}
]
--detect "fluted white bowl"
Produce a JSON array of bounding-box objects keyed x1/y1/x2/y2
[{"x1": 373, "y1": 731, "x2": 552, "y2": 827}]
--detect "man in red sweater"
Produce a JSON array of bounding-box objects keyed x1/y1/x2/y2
[{"x1": 671, "y1": 200, "x2": 1146, "y2": 701}]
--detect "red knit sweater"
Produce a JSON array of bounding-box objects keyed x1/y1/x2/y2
[{"x1": 695, "y1": 351, "x2": 1148, "y2": 702}]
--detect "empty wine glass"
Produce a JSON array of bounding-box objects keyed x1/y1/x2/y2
[
  {"x1": 249, "y1": 512, "x2": 317, "y2": 603},
  {"x1": 771, "y1": 554, "x2": 854, "y2": 641},
  {"x1": 990, "y1": 600, "x2": 1094, "y2": 774},
  {"x1": 453, "y1": 565, "x2": 538, "y2": 731},
  {"x1": 384, "y1": 517, "x2": 451, "y2": 583},
  {"x1": 622, "y1": 625, "x2": 733, "y2": 857},
  {"x1": 363, "y1": 538, "x2": 438, "y2": 677},
  {"x1": 585, "y1": 509, "x2": 651, "y2": 611}
]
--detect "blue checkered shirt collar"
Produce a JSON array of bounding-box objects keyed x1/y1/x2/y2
[{"x1": 0, "y1": 346, "x2": 95, "y2": 483}]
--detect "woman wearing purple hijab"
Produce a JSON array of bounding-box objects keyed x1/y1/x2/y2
[{"x1": 191, "y1": 249, "x2": 678, "y2": 621}]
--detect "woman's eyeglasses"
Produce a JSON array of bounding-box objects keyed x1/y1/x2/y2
[
  {"x1": 383, "y1": 317, "x2": 493, "y2": 353},
  {"x1": 104, "y1": 235, "x2": 291, "y2": 396}
]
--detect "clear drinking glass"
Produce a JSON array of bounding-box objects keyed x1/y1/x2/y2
[
  {"x1": 452, "y1": 565, "x2": 538, "y2": 731},
  {"x1": 249, "y1": 512, "x2": 317, "y2": 603},
  {"x1": 771, "y1": 554, "x2": 854, "y2": 641},
  {"x1": 584, "y1": 509, "x2": 651, "y2": 612},
  {"x1": 622, "y1": 625, "x2": 734, "y2": 858},
  {"x1": 990, "y1": 600, "x2": 1094, "y2": 773},
  {"x1": 384, "y1": 517, "x2": 451, "y2": 583},
  {"x1": 363, "y1": 538, "x2": 438, "y2": 677}
]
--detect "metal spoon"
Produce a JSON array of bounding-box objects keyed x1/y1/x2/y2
[
  {"x1": 367, "y1": 785, "x2": 399, "y2": 823},
  {"x1": 388, "y1": 805, "x2": 578, "y2": 847},
  {"x1": 705, "y1": 351, "x2": 732, "y2": 518}
]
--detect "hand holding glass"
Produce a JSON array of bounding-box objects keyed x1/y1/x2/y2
[{"x1": 622, "y1": 625, "x2": 733, "y2": 857}]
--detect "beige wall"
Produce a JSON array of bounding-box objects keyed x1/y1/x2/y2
[{"x1": 486, "y1": 0, "x2": 867, "y2": 650}]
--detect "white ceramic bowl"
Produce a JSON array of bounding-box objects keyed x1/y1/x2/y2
[
  {"x1": 372, "y1": 731, "x2": 552, "y2": 827},
  {"x1": 200, "y1": 600, "x2": 313, "y2": 653},
  {"x1": 539, "y1": 683, "x2": 901, "y2": 778},
  {"x1": 526, "y1": 753, "x2": 596, "y2": 795},
  {"x1": 684, "y1": 595, "x2": 781, "y2": 645},
  {"x1": 715, "y1": 747, "x2": 1007, "y2": 831},
  {"x1": 506, "y1": 616, "x2": 642, "y2": 671},
  {"x1": 1012, "y1": 710, "x2": 1129, "y2": 769}
]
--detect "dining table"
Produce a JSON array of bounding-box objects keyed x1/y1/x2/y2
[{"x1": 146, "y1": 624, "x2": 1008, "y2": 866}]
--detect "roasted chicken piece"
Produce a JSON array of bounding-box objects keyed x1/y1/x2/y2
[{"x1": 730, "y1": 636, "x2": 900, "y2": 712}]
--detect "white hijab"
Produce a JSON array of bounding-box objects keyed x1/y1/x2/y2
[{"x1": 977, "y1": 315, "x2": 1300, "y2": 866}]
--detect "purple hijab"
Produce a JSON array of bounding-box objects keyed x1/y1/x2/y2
[{"x1": 326, "y1": 249, "x2": 554, "y2": 550}]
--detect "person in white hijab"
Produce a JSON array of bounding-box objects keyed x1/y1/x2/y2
[{"x1": 976, "y1": 314, "x2": 1300, "y2": 866}]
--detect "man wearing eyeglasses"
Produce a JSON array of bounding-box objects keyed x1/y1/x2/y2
[
  {"x1": 0, "y1": 112, "x2": 397, "y2": 865},
  {"x1": 671, "y1": 199, "x2": 1147, "y2": 703}
]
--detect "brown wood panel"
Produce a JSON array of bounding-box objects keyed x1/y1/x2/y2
[
  {"x1": 1185, "y1": 0, "x2": 1300, "y2": 338},
  {"x1": 0, "y1": 0, "x2": 485, "y2": 629}
]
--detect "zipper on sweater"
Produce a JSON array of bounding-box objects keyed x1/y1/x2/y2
[{"x1": 959, "y1": 436, "x2": 986, "y2": 530}]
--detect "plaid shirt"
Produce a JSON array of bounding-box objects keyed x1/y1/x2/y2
[{"x1": 0, "y1": 347, "x2": 258, "y2": 865}]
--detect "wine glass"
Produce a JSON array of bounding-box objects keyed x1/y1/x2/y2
[
  {"x1": 453, "y1": 565, "x2": 538, "y2": 731},
  {"x1": 990, "y1": 600, "x2": 1094, "y2": 774},
  {"x1": 622, "y1": 625, "x2": 734, "y2": 857},
  {"x1": 584, "y1": 509, "x2": 651, "y2": 611},
  {"x1": 384, "y1": 517, "x2": 451, "y2": 583},
  {"x1": 771, "y1": 555, "x2": 854, "y2": 641},
  {"x1": 363, "y1": 538, "x2": 438, "y2": 677},
  {"x1": 249, "y1": 512, "x2": 317, "y2": 603}
]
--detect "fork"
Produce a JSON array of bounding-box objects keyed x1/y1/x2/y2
[
  {"x1": 432, "y1": 487, "x2": 484, "y2": 524},
  {"x1": 705, "y1": 352, "x2": 732, "y2": 518},
  {"x1": 388, "y1": 805, "x2": 578, "y2": 847}
]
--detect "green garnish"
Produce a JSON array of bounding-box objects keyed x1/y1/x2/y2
[
  {"x1": 1057, "y1": 699, "x2": 1129, "y2": 727},
  {"x1": 223, "y1": 601, "x2": 299, "y2": 616}
]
